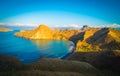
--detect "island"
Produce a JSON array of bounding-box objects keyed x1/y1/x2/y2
[{"x1": 0, "y1": 27, "x2": 12, "y2": 32}]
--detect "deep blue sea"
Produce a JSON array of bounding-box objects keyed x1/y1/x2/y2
[
  {"x1": 0, "y1": 31, "x2": 74, "y2": 64},
  {"x1": 116, "y1": 28, "x2": 120, "y2": 30}
]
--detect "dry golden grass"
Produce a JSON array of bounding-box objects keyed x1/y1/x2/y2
[{"x1": 113, "y1": 50, "x2": 120, "y2": 56}]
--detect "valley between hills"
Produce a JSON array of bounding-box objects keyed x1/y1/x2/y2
[{"x1": 0, "y1": 24, "x2": 120, "y2": 76}]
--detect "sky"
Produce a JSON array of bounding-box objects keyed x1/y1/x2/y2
[{"x1": 0, "y1": 0, "x2": 120, "y2": 27}]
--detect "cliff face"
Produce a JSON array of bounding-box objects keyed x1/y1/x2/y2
[
  {"x1": 14, "y1": 24, "x2": 81, "y2": 40},
  {"x1": 0, "y1": 27, "x2": 12, "y2": 32},
  {"x1": 75, "y1": 28, "x2": 120, "y2": 52}
]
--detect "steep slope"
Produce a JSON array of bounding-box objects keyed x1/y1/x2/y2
[
  {"x1": 87, "y1": 28, "x2": 120, "y2": 50},
  {"x1": 15, "y1": 24, "x2": 54, "y2": 39},
  {"x1": 30, "y1": 24, "x2": 53, "y2": 39},
  {"x1": 76, "y1": 28, "x2": 120, "y2": 51},
  {"x1": 83, "y1": 28, "x2": 101, "y2": 41}
]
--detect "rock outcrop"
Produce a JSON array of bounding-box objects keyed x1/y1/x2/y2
[
  {"x1": 0, "y1": 27, "x2": 12, "y2": 32},
  {"x1": 81, "y1": 25, "x2": 90, "y2": 30},
  {"x1": 14, "y1": 24, "x2": 81, "y2": 40}
]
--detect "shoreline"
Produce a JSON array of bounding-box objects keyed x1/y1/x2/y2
[{"x1": 61, "y1": 41, "x2": 76, "y2": 59}]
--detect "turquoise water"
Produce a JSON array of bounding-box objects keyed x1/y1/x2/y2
[{"x1": 0, "y1": 31, "x2": 74, "y2": 64}]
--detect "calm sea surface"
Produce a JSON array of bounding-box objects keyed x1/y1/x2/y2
[{"x1": 0, "y1": 31, "x2": 74, "y2": 64}]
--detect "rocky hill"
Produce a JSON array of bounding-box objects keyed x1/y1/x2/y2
[
  {"x1": 14, "y1": 24, "x2": 81, "y2": 40},
  {"x1": 14, "y1": 24, "x2": 54, "y2": 39},
  {"x1": 69, "y1": 28, "x2": 120, "y2": 52},
  {"x1": 14, "y1": 24, "x2": 120, "y2": 52},
  {"x1": 86, "y1": 28, "x2": 120, "y2": 50}
]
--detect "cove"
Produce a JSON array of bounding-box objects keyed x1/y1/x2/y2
[{"x1": 0, "y1": 31, "x2": 74, "y2": 64}]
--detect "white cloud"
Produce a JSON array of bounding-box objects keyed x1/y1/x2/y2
[
  {"x1": 70, "y1": 24, "x2": 79, "y2": 27},
  {"x1": 109, "y1": 23, "x2": 120, "y2": 28},
  {"x1": 0, "y1": 22, "x2": 38, "y2": 26},
  {"x1": 87, "y1": 23, "x2": 120, "y2": 28},
  {"x1": 96, "y1": 23, "x2": 120, "y2": 28},
  {"x1": 54, "y1": 24, "x2": 81, "y2": 28},
  {"x1": 0, "y1": 22, "x2": 120, "y2": 29},
  {"x1": 0, "y1": 23, "x2": 6, "y2": 25}
]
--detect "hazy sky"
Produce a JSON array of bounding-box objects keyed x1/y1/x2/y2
[{"x1": 0, "y1": 0, "x2": 120, "y2": 27}]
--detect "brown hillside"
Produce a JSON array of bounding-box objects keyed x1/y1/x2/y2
[
  {"x1": 0, "y1": 55, "x2": 99, "y2": 76},
  {"x1": 86, "y1": 28, "x2": 120, "y2": 50},
  {"x1": 30, "y1": 24, "x2": 54, "y2": 39},
  {"x1": 15, "y1": 24, "x2": 54, "y2": 39},
  {"x1": 75, "y1": 28, "x2": 120, "y2": 52},
  {"x1": 14, "y1": 24, "x2": 81, "y2": 40}
]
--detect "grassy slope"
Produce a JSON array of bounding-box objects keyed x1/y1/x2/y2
[
  {"x1": 69, "y1": 51, "x2": 120, "y2": 76},
  {"x1": 0, "y1": 55, "x2": 99, "y2": 76},
  {"x1": 72, "y1": 28, "x2": 120, "y2": 52}
]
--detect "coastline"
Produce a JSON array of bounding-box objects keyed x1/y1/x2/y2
[{"x1": 61, "y1": 41, "x2": 76, "y2": 59}]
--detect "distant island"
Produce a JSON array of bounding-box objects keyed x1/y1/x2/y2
[
  {"x1": 0, "y1": 27, "x2": 12, "y2": 32},
  {"x1": 14, "y1": 24, "x2": 120, "y2": 53}
]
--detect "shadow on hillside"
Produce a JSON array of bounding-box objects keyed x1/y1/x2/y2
[
  {"x1": 69, "y1": 51, "x2": 120, "y2": 73},
  {"x1": 69, "y1": 32, "x2": 85, "y2": 45},
  {"x1": 101, "y1": 40, "x2": 120, "y2": 50},
  {"x1": 0, "y1": 54, "x2": 99, "y2": 76},
  {"x1": 86, "y1": 28, "x2": 109, "y2": 44},
  {"x1": 85, "y1": 28, "x2": 120, "y2": 50}
]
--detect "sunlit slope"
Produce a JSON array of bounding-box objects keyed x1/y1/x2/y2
[
  {"x1": 14, "y1": 24, "x2": 81, "y2": 40},
  {"x1": 76, "y1": 28, "x2": 120, "y2": 52},
  {"x1": 15, "y1": 24, "x2": 53, "y2": 39}
]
